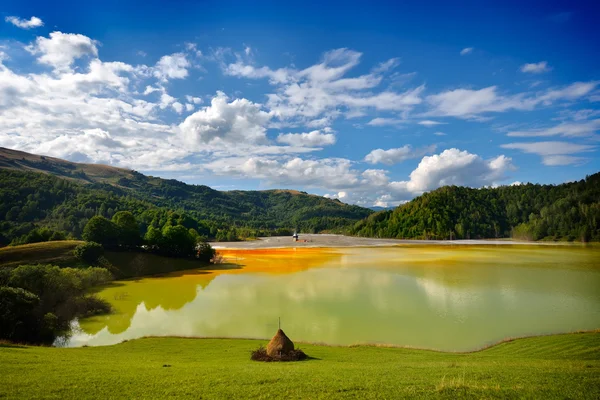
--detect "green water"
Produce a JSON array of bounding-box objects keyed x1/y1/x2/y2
[{"x1": 70, "y1": 245, "x2": 600, "y2": 351}]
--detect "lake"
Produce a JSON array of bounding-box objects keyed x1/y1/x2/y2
[{"x1": 69, "y1": 245, "x2": 600, "y2": 351}]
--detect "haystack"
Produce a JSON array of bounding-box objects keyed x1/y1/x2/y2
[{"x1": 266, "y1": 329, "x2": 295, "y2": 358}]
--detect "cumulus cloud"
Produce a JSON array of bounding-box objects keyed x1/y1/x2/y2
[
  {"x1": 501, "y1": 141, "x2": 595, "y2": 165},
  {"x1": 520, "y1": 61, "x2": 551, "y2": 74},
  {"x1": 389, "y1": 149, "x2": 514, "y2": 195},
  {"x1": 179, "y1": 91, "x2": 271, "y2": 147},
  {"x1": 364, "y1": 145, "x2": 436, "y2": 165},
  {"x1": 460, "y1": 47, "x2": 473, "y2": 55},
  {"x1": 276, "y1": 129, "x2": 336, "y2": 147},
  {"x1": 205, "y1": 156, "x2": 362, "y2": 189},
  {"x1": 26, "y1": 32, "x2": 99, "y2": 71},
  {"x1": 153, "y1": 53, "x2": 190, "y2": 81},
  {"x1": 5, "y1": 16, "x2": 44, "y2": 29}
]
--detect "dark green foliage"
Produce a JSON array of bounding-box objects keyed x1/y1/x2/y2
[
  {"x1": 1, "y1": 264, "x2": 112, "y2": 344},
  {"x1": 0, "y1": 286, "x2": 40, "y2": 343},
  {"x1": 0, "y1": 167, "x2": 371, "y2": 246},
  {"x1": 350, "y1": 172, "x2": 600, "y2": 241},
  {"x1": 160, "y1": 225, "x2": 197, "y2": 257},
  {"x1": 196, "y1": 241, "x2": 216, "y2": 263},
  {"x1": 9, "y1": 227, "x2": 68, "y2": 246},
  {"x1": 73, "y1": 242, "x2": 104, "y2": 265},
  {"x1": 82, "y1": 216, "x2": 119, "y2": 247},
  {"x1": 111, "y1": 211, "x2": 141, "y2": 247}
]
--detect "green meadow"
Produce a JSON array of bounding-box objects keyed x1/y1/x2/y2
[{"x1": 1, "y1": 332, "x2": 599, "y2": 399}]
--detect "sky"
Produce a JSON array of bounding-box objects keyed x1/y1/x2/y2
[{"x1": 0, "y1": 0, "x2": 599, "y2": 207}]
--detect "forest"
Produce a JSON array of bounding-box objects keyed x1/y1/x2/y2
[
  {"x1": 0, "y1": 168, "x2": 371, "y2": 246},
  {"x1": 350, "y1": 172, "x2": 600, "y2": 242}
]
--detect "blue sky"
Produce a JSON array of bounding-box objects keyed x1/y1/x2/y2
[{"x1": 0, "y1": 1, "x2": 598, "y2": 207}]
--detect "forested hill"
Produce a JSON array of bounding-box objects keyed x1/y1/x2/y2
[
  {"x1": 350, "y1": 172, "x2": 600, "y2": 242},
  {"x1": 0, "y1": 147, "x2": 372, "y2": 245}
]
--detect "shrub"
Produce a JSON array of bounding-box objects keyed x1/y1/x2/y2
[
  {"x1": 0, "y1": 286, "x2": 40, "y2": 343},
  {"x1": 197, "y1": 242, "x2": 216, "y2": 263},
  {"x1": 4, "y1": 264, "x2": 113, "y2": 344},
  {"x1": 73, "y1": 242, "x2": 104, "y2": 265}
]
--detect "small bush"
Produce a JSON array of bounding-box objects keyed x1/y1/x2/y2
[
  {"x1": 75, "y1": 295, "x2": 112, "y2": 317},
  {"x1": 73, "y1": 242, "x2": 104, "y2": 265},
  {"x1": 250, "y1": 346, "x2": 308, "y2": 362}
]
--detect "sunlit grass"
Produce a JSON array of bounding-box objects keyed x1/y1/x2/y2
[{"x1": 1, "y1": 332, "x2": 598, "y2": 399}]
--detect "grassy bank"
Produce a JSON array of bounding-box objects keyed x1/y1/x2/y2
[
  {"x1": 1, "y1": 332, "x2": 599, "y2": 399},
  {"x1": 0, "y1": 241, "x2": 211, "y2": 279},
  {"x1": 0, "y1": 240, "x2": 84, "y2": 268}
]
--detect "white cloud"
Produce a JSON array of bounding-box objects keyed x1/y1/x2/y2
[
  {"x1": 153, "y1": 53, "x2": 190, "y2": 81},
  {"x1": 5, "y1": 16, "x2": 44, "y2": 29},
  {"x1": 185, "y1": 103, "x2": 194, "y2": 112},
  {"x1": 389, "y1": 149, "x2": 514, "y2": 195},
  {"x1": 185, "y1": 95, "x2": 202, "y2": 104},
  {"x1": 276, "y1": 130, "x2": 336, "y2": 147},
  {"x1": 520, "y1": 61, "x2": 552, "y2": 74},
  {"x1": 426, "y1": 81, "x2": 598, "y2": 118},
  {"x1": 172, "y1": 102, "x2": 184, "y2": 114},
  {"x1": 224, "y1": 48, "x2": 424, "y2": 123},
  {"x1": 205, "y1": 156, "x2": 362, "y2": 190},
  {"x1": 418, "y1": 120, "x2": 446, "y2": 127},
  {"x1": 433, "y1": 131, "x2": 446, "y2": 136},
  {"x1": 367, "y1": 117, "x2": 406, "y2": 126},
  {"x1": 364, "y1": 145, "x2": 436, "y2": 165},
  {"x1": 507, "y1": 119, "x2": 600, "y2": 137},
  {"x1": 460, "y1": 47, "x2": 473, "y2": 55},
  {"x1": 26, "y1": 32, "x2": 99, "y2": 71},
  {"x1": 179, "y1": 91, "x2": 271, "y2": 147},
  {"x1": 501, "y1": 141, "x2": 596, "y2": 165}
]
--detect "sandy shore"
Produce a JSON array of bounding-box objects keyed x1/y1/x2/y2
[{"x1": 210, "y1": 234, "x2": 556, "y2": 249}]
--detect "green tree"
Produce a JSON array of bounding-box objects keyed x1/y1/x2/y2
[
  {"x1": 144, "y1": 226, "x2": 163, "y2": 247},
  {"x1": 82, "y1": 216, "x2": 118, "y2": 247},
  {"x1": 112, "y1": 211, "x2": 140, "y2": 246},
  {"x1": 161, "y1": 225, "x2": 196, "y2": 257},
  {"x1": 196, "y1": 242, "x2": 216, "y2": 263},
  {"x1": 73, "y1": 242, "x2": 104, "y2": 265}
]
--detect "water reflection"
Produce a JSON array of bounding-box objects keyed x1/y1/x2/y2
[{"x1": 70, "y1": 246, "x2": 600, "y2": 351}]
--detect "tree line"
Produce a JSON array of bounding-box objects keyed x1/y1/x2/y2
[
  {"x1": 350, "y1": 172, "x2": 600, "y2": 242},
  {"x1": 0, "y1": 169, "x2": 371, "y2": 246}
]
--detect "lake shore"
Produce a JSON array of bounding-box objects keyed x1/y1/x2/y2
[{"x1": 210, "y1": 234, "x2": 570, "y2": 249}]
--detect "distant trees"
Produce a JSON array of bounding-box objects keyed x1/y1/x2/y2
[
  {"x1": 350, "y1": 173, "x2": 600, "y2": 242},
  {"x1": 0, "y1": 168, "x2": 371, "y2": 247}
]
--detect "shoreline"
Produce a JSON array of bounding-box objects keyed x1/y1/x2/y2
[{"x1": 210, "y1": 233, "x2": 584, "y2": 250}]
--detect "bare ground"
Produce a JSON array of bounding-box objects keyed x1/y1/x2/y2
[{"x1": 210, "y1": 234, "x2": 558, "y2": 249}]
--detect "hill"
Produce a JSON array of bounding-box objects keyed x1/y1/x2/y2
[
  {"x1": 0, "y1": 147, "x2": 372, "y2": 245},
  {"x1": 1, "y1": 332, "x2": 598, "y2": 399},
  {"x1": 350, "y1": 172, "x2": 600, "y2": 242}
]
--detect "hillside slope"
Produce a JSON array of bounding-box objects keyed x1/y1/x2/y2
[
  {"x1": 0, "y1": 147, "x2": 372, "y2": 244},
  {"x1": 350, "y1": 172, "x2": 600, "y2": 241}
]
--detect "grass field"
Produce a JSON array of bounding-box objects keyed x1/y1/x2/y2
[
  {"x1": 1, "y1": 332, "x2": 599, "y2": 399},
  {"x1": 0, "y1": 241, "x2": 84, "y2": 268}
]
